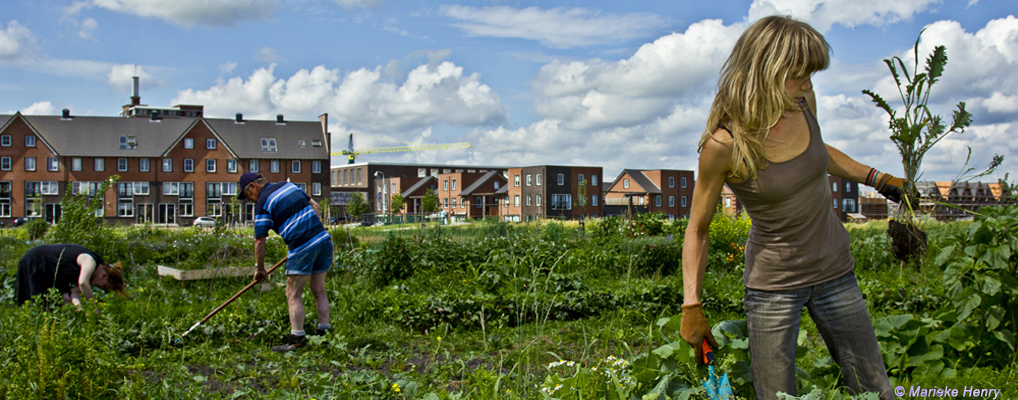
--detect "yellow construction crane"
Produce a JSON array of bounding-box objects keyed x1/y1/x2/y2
[{"x1": 331, "y1": 133, "x2": 472, "y2": 164}]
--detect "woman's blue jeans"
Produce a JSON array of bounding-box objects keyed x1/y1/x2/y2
[{"x1": 744, "y1": 271, "x2": 893, "y2": 400}]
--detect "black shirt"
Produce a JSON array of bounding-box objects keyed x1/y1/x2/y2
[{"x1": 15, "y1": 244, "x2": 105, "y2": 304}]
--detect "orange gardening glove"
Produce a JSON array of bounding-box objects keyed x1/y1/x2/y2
[{"x1": 681, "y1": 303, "x2": 718, "y2": 366}]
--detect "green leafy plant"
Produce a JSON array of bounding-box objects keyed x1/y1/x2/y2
[
  {"x1": 421, "y1": 188, "x2": 440, "y2": 213},
  {"x1": 345, "y1": 191, "x2": 371, "y2": 221},
  {"x1": 390, "y1": 193, "x2": 406, "y2": 215}
]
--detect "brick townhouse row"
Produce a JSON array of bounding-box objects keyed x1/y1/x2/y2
[{"x1": 0, "y1": 110, "x2": 330, "y2": 226}]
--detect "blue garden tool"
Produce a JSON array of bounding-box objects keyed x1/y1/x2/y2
[
  {"x1": 173, "y1": 257, "x2": 287, "y2": 344},
  {"x1": 702, "y1": 338, "x2": 734, "y2": 400}
]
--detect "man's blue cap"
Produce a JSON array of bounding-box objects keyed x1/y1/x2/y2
[{"x1": 237, "y1": 172, "x2": 262, "y2": 200}]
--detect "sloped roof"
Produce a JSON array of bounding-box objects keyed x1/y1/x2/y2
[
  {"x1": 402, "y1": 176, "x2": 437, "y2": 198},
  {"x1": 495, "y1": 184, "x2": 508, "y2": 195},
  {"x1": 0, "y1": 114, "x2": 14, "y2": 131},
  {"x1": 22, "y1": 115, "x2": 197, "y2": 157},
  {"x1": 606, "y1": 169, "x2": 661, "y2": 194},
  {"x1": 204, "y1": 118, "x2": 327, "y2": 160},
  {"x1": 460, "y1": 170, "x2": 504, "y2": 195}
]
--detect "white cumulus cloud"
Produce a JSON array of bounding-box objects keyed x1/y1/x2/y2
[
  {"x1": 107, "y1": 64, "x2": 155, "y2": 93},
  {"x1": 748, "y1": 0, "x2": 941, "y2": 32},
  {"x1": 0, "y1": 21, "x2": 34, "y2": 61},
  {"x1": 443, "y1": 5, "x2": 667, "y2": 48},
  {"x1": 21, "y1": 101, "x2": 55, "y2": 115}
]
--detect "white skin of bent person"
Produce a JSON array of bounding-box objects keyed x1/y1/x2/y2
[{"x1": 63, "y1": 253, "x2": 113, "y2": 306}]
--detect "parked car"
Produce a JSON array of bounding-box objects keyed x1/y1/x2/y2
[
  {"x1": 12, "y1": 216, "x2": 42, "y2": 227},
  {"x1": 193, "y1": 217, "x2": 217, "y2": 228}
]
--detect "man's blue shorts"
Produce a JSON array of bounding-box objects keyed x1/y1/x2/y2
[{"x1": 285, "y1": 239, "x2": 333, "y2": 276}]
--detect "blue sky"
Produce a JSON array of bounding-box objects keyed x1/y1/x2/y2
[{"x1": 2, "y1": 0, "x2": 1016, "y2": 183}]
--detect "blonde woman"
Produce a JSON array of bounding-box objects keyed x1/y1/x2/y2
[{"x1": 679, "y1": 16, "x2": 900, "y2": 400}]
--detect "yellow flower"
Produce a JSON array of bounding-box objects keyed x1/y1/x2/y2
[{"x1": 437, "y1": 336, "x2": 442, "y2": 342}]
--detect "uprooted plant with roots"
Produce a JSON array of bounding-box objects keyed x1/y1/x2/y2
[{"x1": 862, "y1": 30, "x2": 1002, "y2": 266}]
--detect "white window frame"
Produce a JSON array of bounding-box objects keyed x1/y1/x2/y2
[
  {"x1": 623, "y1": 178, "x2": 629, "y2": 189},
  {"x1": 93, "y1": 158, "x2": 104, "y2": 172},
  {"x1": 0, "y1": 157, "x2": 9, "y2": 171},
  {"x1": 72, "y1": 157, "x2": 82, "y2": 171},
  {"x1": 833, "y1": 182, "x2": 839, "y2": 192},
  {"x1": 312, "y1": 182, "x2": 322, "y2": 196},
  {"x1": 206, "y1": 138, "x2": 217, "y2": 149},
  {"x1": 184, "y1": 159, "x2": 194, "y2": 172},
  {"x1": 162, "y1": 158, "x2": 172, "y2": 172},
  {"x1": 206, "y1": 159, "x2": 216, "y2": 173},
  {"x1": 682, "y1": 196, "x2": 687, "y2": 207},
  {"x1": 163, "y1": 182, "x2": 179, "y2": 195},
  {"x1": 40, "y1": 181, "x2": 59, "y2": 195},
  {"x1": 312, "y1": 160, "x2": 321, "y2": 173},
  {"x1": 249, "y1": 160, "x2": 259, "y2": 173},
  {"x1": 270, "y1": 160, "x2": 280, "y2": 173},
  {"x1": 25, "y1": 156, "x2": 36, "y2": 171},
  {"x1": 681, "y1": 177, "x2": 687, "y2": 188},
  {"x1": 557, "y1": 173, "x2": 564, "y2": 185},
  {"x1": 452, "y1": 179, "x2": 457, "y2": 191},
  {"x1": 25, "y1": 135, "x2": 36, "y2": 147},
  {"x1": 118, "y1": 158, "x2": 128, "y2": 172},
  {"x1": 526, "y1": 194, "x2": 532, "y2": 206},
  {"x1": 139, "y1": 158, "x2": 150, "y2": 172},
  {"x1": 592, "y1": 194, "x2": 598, "y2": 207},
  {"x1": 669, "y1": 196, "x2": 675, "y2": 207},
  {"x1": 578, "y1": 174, "x2": 585, "y2": 185},
  {"x1": 48, "y1": 157, "x2": 59, "y2": 171},
  {"x1": 184, "y1": 138, "x2": 194, "y2": 149},
  {"x1": 227, "y1": 159, "x2": 237, "y2": 173},
  {"x1": 0, "y1": 135, "x2": 10, "y2": 146},
  {"x1": 526, "y1": 174, "x2": 532, "y2": 186},
  {"x1": 591, "y1": 174, "x2": 597, "y2": 186},
  {"x1": 513, "y1": 195, "x2": 520, "y2": 207},
  {"x1": 537, "y1": 173, "x2": 542, "y2": 186},
  {"x1": 669, "y1": 177, "x2": 675, "y2": 188},
  {"x1": 133, "y1": 182, "x2": 150, "y2": 195},
  {"x1": 513, "y1": 175, "x2": 520, "y2": 187},
  {"x1": 291, "y1": 160, "x2": 301, "y2": 173},
  {"x1": 656, "y1": 195, "x2": 662, "y2": 207}
]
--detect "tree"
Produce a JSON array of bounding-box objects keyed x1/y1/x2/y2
[
  {"x1": 421, "y1": 189, "x2": 440, "y2": 212},
  {"x1": 390, "y1": 193, "x2": 406, "y2": 215},
  {"x1": 345, "y1": 192, "x2": 370, "y2": 221}
]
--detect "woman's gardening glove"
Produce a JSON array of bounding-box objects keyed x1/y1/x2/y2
[
  {"x1": 870, "y1": 170, "x2": 906, "y2": 203},
  {"x1": 681, "y1": 303, "x2": 718, "y2": 366}
]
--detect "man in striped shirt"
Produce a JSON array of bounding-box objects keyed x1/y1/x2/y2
[{"x1": 239, "y1": 172, "x2": 333, "y2": 352}]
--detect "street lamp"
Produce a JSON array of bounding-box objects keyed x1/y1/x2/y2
[{"x1": 374, "y1": 171, "x2": 386, "y2": 217}]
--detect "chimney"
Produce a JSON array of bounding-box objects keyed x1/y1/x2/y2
[
  {"x1": 235, "y1": 113, "x2": 243, "y2": 123},
  {"x1": 61, "y1": 108, "x2": 71, "y2": 119},
  {"x1": 276, "y1": 114, "x2": 284, "y2": 123},
  {"x1": 131, "y1": 76, "x2": 141, "y2": 106}
]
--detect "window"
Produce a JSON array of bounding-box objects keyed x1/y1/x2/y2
[
  {"x1": 312, "y1": 140, "x2": 322, "y2": 147},
  {"x1": 513, "y1": 175, "x2": 520, "y2": 187},
  {"x1": 669, "y1": 196, "x2": 675, "y2": 207},
  {"x1": 118, "y1": 203, "x2": 134, "y2": 217},
  {"x1": 494, "y1": 181, "x2": 500, "y2": 190},
  {"x1": 312, "y1": 161, "x2": 321, "y2": 173},
  {"x1": 179, "y1": 201, "x2": 193, "y2": 217},
  {"x1": 513, "y1": 195, "x2": 520, "y2": 207},
  {"x1": 72, "y1": 158, "x2": 82, "y2": 171},
  {"x1": 843, "y1": 198, "x2": 856, "y2": 212},
  {"x1": 526, "y1": 195, "x2": 532, "y2": 206},
  {"x1": 0, "y1": 203, "x2": 9, "y2": 218},
  {"x1": 119, "y1": 135, "x2": 137, "y2": 150},
  {"x1": 669, "y1": 177, "x2": 675, "y2": 188},
  {"x1": 0, "y1": 135, "x2": 9, "y2": 146},
  {"x1": 249, "y1": 160, "x2": 259, "y2": 173},
  {"x1": 25, "y1": 135, "x2": 36, "y2": 147},
  {"x1": 291, "y1": 160, "x2": 301, "y2": 173},
  {"x1": 0, "y1": 157, "x2": 9, "y2": 170},
  {"x1": 207, "y1": 138, "x2": 216, "y2": 149},
  {"x1": 638, "y1": 196, "x2": 645, "y2": 205},
  {"x1": 227, "y1": 159, "x2": 237, "y2": 173},
  {"x1": 184, "y1": 138, "x2": 194, "y2": 149},
  {"x1": 578, "y1": 174, "x2": 585, "y2": 185},
  {"x1": 557, "y1": 173, "x2": 564, "y2": 185},
  {"x1": 184, "y1": 159, "x2": 194, "y2": 172},
  {"x1": 845, "y1": 182, "x2": 852, "y2": 192},
  {"x1": 452, "y1": 179, "x2": 457, "y2": 191},
  {"x1": 48, "y1": 157, "x2": 59, "y2": 171},
  {"x1": 551, "y1": 194, "x2": 572, "y2": 210},
  {"x1": 724, "y1": 198, "x2": 732, "y2": 208},
  {"x1": 180, "y1": 182, "x2": 194, "y2": 198},
  {"x1": 133, "y1": 182, "x2": 150, "y2": 195},
  {"x1": 833, "y1": 199, "x2": 839, "y2": 208},
  {"x1": 25, "y1": 157, "x2": 36, "y2": 171},
  {"x1": 72, "y1": 182, "x2": 102, "y2": 196},
  {"x1": 260, "y1": 138, "x2": 277, "y2": 152},
  {"x1": 270, "y1": 160, "x2": 279, "y2": 173},
  {"x1": 139, "y1": 158, "x2": 150, "y2": 172},
  {"x1": 682, "y1": 196, "x2": 687, "y2": 207},
  {"x1": 591, "y1": 174, "x2": 598, "y2": 186},
  {"x1": 656, "y1": 195, "x2": 662, "y2": 207},
  {"x1": 418, "y1": 168, "x2": 427, "y2": 177},
  {"x1": 93, "y1": 158, "x2": 104, "y2": 172},
  {"x1": 537, "y1": 173, "x2": 542, "y2": 185},
  {"x1": 358, "y1": 169, "x2": 362, "y2": 184},
  {"x1": 443, "y1": 180, "x2": 448, "y2": 191},
  {"x1": 206, "y1": 183, "x2": 222, "y2": 198},
  {"x1": 452, "y1": 198, "x2": 458, "y2": 208},
  {"x1": 163, "y1": 182, "x2": 179, "y2": 195},
  {"x1": 118, "y1": 158, "x2": 128, "y2": 172},
  {"x1": 681, "y1": 177, "x2": 687, "y2": 188},
  {"x1": 832, "y1": 182, "x2": 838, "y2": 192},
  {"x1": 312, "y1": 182, "x2": 321, "y2": 196},
  {"x1": 222, "y1": 182, "x2": 238, "y2": 196},
  {"x1": 623, "y1": 178, "x2": 630, "y2": 189},
  {"x1": 443, "y1": 198, "x2": 449, "y2": 208},
  {"x1": 39, "y1": 181, "x2": 59, "y2": 195},
  {"x1": 592, "y1": 195, "x2": 598, "y2": 207},
  {"x1": 206, "y1": 159, "x2": 216, "y2": 173},
  {"x1": 526, "y1": 174, "x2": 532, "y2": 186},
  {"x1": 162, "y1": 158, "x2": 173, "y2": 172}
]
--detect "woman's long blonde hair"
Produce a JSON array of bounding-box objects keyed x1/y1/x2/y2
[{"x1": 701, "y1": 15, "x2": 830, "y2": 180}]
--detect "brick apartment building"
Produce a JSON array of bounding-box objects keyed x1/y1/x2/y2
[
  {"x1": 329, "y1": 163, "x2": 508, "y2": 218},
  {"x1": 604, "y1": 169, "x2": 695, "y2": 219},
  {"x1": 500, "y1": 165, "x2": 603, "y2": 222},
  {"x1": 0, "y1": 107, "x2": 330, "y2": 226}
]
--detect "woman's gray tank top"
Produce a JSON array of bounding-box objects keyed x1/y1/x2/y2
[{"x1": 725, "y1": 100, "x2": 853, "y2": 290}]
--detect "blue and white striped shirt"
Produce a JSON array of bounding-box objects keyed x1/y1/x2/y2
[{"x1": 254, "y1": 182, "x2": 330, "y2": 257}]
